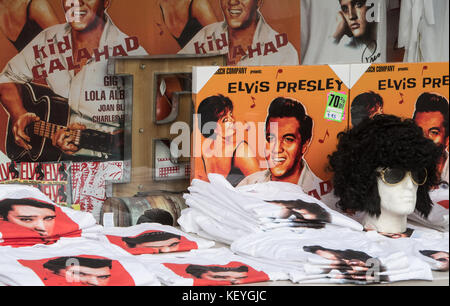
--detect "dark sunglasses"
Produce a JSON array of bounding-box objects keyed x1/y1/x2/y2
[{"x1": 377, "y1": 168, "x2": 428, "y2": 186}]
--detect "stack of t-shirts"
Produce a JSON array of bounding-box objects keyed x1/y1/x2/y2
[
  {"x1": 136, "y1": 247, "x2": 287, "y2": 286},
  {"x1": 99, "y1": 223, "x2": 215, "y2": 255},
  {"x1": 408, "y1": 185, "x2": 449, "y2": 232},
  {"x1": 178, "y1": 207, "x2": 249, "y2": 245},
  {"x1": 230, "y1": 227, "x2": 433, "y2": 285},
  {"x1": 0, "y1": 238, "x2": 160, "y2": 286},
  {"x1": 414, "y1": 239, "x2": 449, "y2": 272},
  {"x1": 179, "y1": 174, "x2": 363, "y2": 244},
  {"x1": 364, "y1": 226, "x2": 449, "y2": 272},
  {"x1": 0, "y1": 185, "x2": 101, "y2": 247}
]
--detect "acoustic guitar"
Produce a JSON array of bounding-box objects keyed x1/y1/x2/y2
[{"x1": 5, "y1": 83, "x2": 123, "y2": 162}]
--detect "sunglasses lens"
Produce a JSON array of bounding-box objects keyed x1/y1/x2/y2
[
  {"x1": 412, "y1": 168, "x2": 427, "y2": 185},
  {"x1": 382, "y1": 168, "x2": 406, "y2": 184}
]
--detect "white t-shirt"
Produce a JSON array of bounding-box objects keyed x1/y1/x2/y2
[
  {"x1": 290, "y1": 256, "x2": 432, "y2": 284},
  {"x1": 178, "y1": 207, "x2": 254, "y2": 245},
  {"x1": 136, "y1": 247, "x2": 287, "y2": 286},
  {"x1": 398, "y1": 0, "x2": 449, "y2": 62},
  {"x1": 185, "y1": 181, "x2": 260, "y2": 231},
  {"x1": 99, "y1": 223, "x2": 215, "y2": 255},
  {"x1": 231, "y1": 227, "x2": 433, "y2": 284},
  {"x1": 301, "y1": 0, "x2": 387, "y2": 65},
  {"x1": 408, "y1": 184, "x2": 449, "y2": 232},
  {"x1": 365, "y1": 225, "x2": 449, "y2": 272},
  {"x1": 231, "y1": 176, "x2": 363, "y2": 231},
  {"x1": 179, "y1": 174, "x2": 363, "y2": 244},
  {"x1": 0, "y1": 185, "x2": 100, "y2": 248},
  {"x1": 0, "y1": 238, "x2": 160, "y2": 286},
  {"x1": 231, "y1": 227, "x2": 405, "y2": 267}
]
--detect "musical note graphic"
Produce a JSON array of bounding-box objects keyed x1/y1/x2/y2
[
  {"x1": 156, "y1": 23, "x2": 164, "y2": 35},
  {"x1": 250, "y1": 96, "x2": 256, "y2": 108},
  {"x1": 399, "y1": 92, "x2": 405, "y2": 105},
  {"x1": 422, "y1": 65, "x2": 428, "y2": 75},
  {"x1": 319, "y1": 129, "x2": 330, "y2": 144},
  {"x1": 276, "y1": 69, "x2": 283, "y2": 79}
]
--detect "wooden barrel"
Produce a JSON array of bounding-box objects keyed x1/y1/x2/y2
[{"x1": 100, "y1": 193, "x2": 187, "y2": 227}]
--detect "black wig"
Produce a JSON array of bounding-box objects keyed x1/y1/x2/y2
[{"x1": 328, "y1": 115, "x2": 442, "y2": 218}]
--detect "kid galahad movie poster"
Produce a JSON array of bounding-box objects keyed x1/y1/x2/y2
[{"x1": 0, "y1": 0, "x2": 300, "y2": 171}]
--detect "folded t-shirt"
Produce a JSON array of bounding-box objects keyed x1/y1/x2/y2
[
  {"x1": 231, "y1": 227, "x2": 433, "y2": 284},
  {"x1": 364, "y1": 226, "x2": 449, "y2": 272},
  {"x1": 180, "y1": 175, "x2": 364, "y2": 247},
  {"x1": 136, "y1": 248, "x2": 287, "y2": 286},
  {"x1": 0, "y1": 238, "x2": 160, "y2": 286},
  {"x1": 178, "y1": 208, "x2": 254, "y2": 245},
  {"x1": 408, "y1": 184, "x2": 449, "y2": 232},
  {"x1": 99, "y1": 223, "x2": 215, "y2": 255},
  {"x1": 290, "y1": 256, "x2": 433, "y2": 285},
  {"x1": 186, "y1": 175, "x2": 363, "y2": 230},
  {"x1": 232, "y1": 227, "x2": 426, "y2": 270},
  {"x1": 0, "y1": 185, "x2": 100, "y2": 247}
]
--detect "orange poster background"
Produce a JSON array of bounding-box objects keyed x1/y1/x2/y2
[
  {"x1": 0, "y1": 0, "x2": 300, "y2": 157},
  {"x1": 193, "y1": 65, "x2": 350, "y2": 182},
  {"x1": 0, "y1": 0, "x2": 301, "y2": 70},
  {"x1": 349, "y1": 62, "x2": 449, "y2": 125}
]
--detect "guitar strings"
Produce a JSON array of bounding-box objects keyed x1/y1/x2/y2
[{"x1": 33, "y1": 121, "x2": 81, "y2": 145}]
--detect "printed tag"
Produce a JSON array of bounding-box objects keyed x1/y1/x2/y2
[{"x1": 324, "y1": 91, "x2": 348, "y2": 123}]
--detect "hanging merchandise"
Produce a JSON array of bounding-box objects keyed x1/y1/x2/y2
[
  {"x1": 71, "y1": 161, "x2": 125, "y2": 222},
  {"x1": 301, "y1": 0, "x2": 388, "y2": 65},
  {"x1": 399, "y1": 0, "x2": 449, "y2": 62},
  {"x1": 0, "y1": 161, "x2": 72, "y2": 207}
]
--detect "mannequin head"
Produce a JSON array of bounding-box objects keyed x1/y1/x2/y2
[
  {"x1": 376, "y1": 171, "x2": 418, "y2": 216},
  {"x1": 328, "y1": 115, "x2": 441, "y2": 232}
]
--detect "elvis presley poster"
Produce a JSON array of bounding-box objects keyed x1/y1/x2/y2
[
  {"x1": 348, "y1": 62, "x2": 449, "y2": 229},
  {"x1": 192, "y1": 65, "x2": 351, "y2": 207}
]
